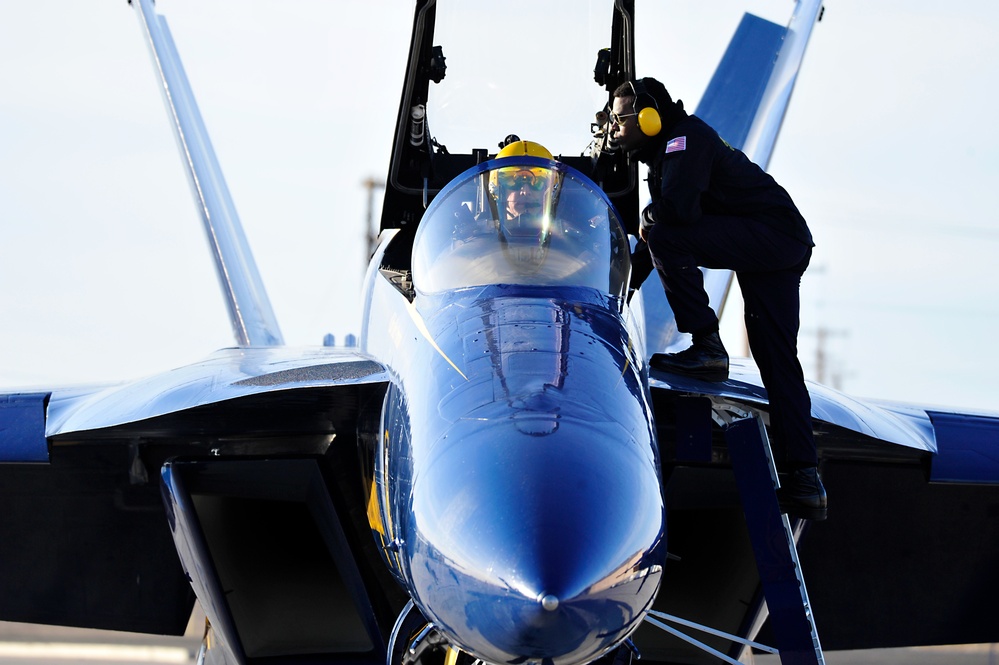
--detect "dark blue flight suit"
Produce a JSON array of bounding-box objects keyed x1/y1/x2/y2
[{"x1": 639, "y1": 106, "x2": 817, "y2": 469}]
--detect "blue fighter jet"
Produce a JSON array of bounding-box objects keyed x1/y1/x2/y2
[{"x1": 2, "y1": 2, "x2": 998, "y2": 665}]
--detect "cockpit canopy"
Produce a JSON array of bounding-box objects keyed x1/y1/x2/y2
[{"x1": 412, "y1": 158, "x2": 630, "y2": 300}]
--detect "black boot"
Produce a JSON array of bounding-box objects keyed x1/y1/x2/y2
[
  {"x1": 649, "y1": 331, "x2": 729, "y2": 382},
  {"x1": 777, "y1": 466, "x2": 827, "y2": 521}
]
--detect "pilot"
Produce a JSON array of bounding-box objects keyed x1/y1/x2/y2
[
  {"x1": 487, "y1": 140, "x2": 561, "y2": 274},
  {"x1": 500, "y1": 169, "x2": 545, "y2": 220},
  {"x1": 489, "y1": 140, "x2": 560, "y2": 221},
  {"x1": 610, "y1": 77, "x2": 826, "y2": 521}
]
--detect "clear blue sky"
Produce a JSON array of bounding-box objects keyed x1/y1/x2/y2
[{"x1": 1, "y1": 1, "x2": 997, "y2": 413}]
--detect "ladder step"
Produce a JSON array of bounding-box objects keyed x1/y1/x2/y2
[{"x1": 723, "y1": 413, "x2": 825, "y2": 665}]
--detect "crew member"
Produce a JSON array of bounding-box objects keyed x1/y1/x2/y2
[{"x1": 610, "y1": 77, "x2": 826, "y2": 520}]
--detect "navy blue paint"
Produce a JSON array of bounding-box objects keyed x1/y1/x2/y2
[
  {"x1": 696, "y1": 14, "x2": 786, "y2": 150},
  {"x1": 725, "y1": 417, "x2": 820, "y2": 665},
  {"x1": 928, "y1": 411, "x2": 999, "y2": 484},
  {"x1": 0, "y1": 392, "x2": 49, "y2": 463},
  {"x1": 368, "y1": 158, "x2": 667, "y2": 665},
  {"x1": 393, "y1": 287, "x2": 665, "y2": 665}
]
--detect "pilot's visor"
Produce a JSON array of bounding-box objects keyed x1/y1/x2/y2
[{"x1": 496, "y1": 167, "x2": 550, "y2": 191}]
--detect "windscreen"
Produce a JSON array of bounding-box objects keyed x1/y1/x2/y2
[{"x1": 412, "y1": 159, "x2": 630, "y2": 299}]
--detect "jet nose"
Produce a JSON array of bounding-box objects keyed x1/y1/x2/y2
[{"x1": 404, "y1": 416, "x2": 665, "y2": 665}]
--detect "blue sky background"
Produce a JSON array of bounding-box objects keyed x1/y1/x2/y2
[{"x1": 1, "y1": 0, "x2": 997, "y2": 413}]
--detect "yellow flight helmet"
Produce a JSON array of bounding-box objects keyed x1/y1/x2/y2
[
  {"x1": 496, "y1": 140, "x2": 553, "y2": 160},
  {"x1": 489, "y1": 140, "x2": 556, "y2": 201}
]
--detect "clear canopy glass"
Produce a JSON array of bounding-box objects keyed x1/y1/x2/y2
[{"x1": 412, "y1": 159, "x2": 631, "y2": 299}]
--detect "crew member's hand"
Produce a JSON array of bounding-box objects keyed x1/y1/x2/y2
[{"x1": 639, "y1": 205, "x2": 656, "y2": 241}]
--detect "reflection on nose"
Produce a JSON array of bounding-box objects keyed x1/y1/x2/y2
[{"x1": 405, "y1": 417, "x2": 664, "y2": 665}]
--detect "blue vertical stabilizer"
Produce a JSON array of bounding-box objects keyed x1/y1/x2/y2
[{"x1": 696, "y1": 15, "x2": 786, "y2": 151}]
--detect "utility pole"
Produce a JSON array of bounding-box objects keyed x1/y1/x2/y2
[
  {"x1": 362, "y1": 176, "x2": 385, "y2": 260},
  {"x1": 811, "y1": 326, "x2": 847, "y2": 389}
]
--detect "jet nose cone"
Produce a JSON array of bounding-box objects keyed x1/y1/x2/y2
[{"x1": 404, "y1": 418, "x2": 665, "y2": 665}]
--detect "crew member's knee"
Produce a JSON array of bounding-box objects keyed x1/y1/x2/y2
[
  {"x1": 645, "y1": 222, "x2": 673, "y2": 252},
  {"x1": 647, "y1": 224, "x2": 696, "y2": 271}
]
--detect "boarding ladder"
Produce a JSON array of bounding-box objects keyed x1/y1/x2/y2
[{"x1": 648, "y1": 398, "x2": 825, "y2": 665}]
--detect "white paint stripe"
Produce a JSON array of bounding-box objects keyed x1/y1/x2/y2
[
  {"x1": 0, "y1": 641, "x2": 190, "y2": 662},
  {"x1": 405, "y1": 300, "x2": 468, "y2": 381}
]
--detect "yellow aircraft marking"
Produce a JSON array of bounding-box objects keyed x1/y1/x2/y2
[
  {"x1": 622, "y1": 335, "x2": 634, "y2": 379},
  {"x1": 367, "y1": 473, "x2": 384, "y2": 535}
]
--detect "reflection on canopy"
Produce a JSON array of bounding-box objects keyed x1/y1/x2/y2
[{"x1": 413, "y1": 159, "x2": 631, "y2": 300}]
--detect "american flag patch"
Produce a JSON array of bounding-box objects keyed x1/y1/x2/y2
[{"x1": 666, "y1": 136, "x2": 686, "y2": 153}]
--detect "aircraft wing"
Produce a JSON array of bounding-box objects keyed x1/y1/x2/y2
[
  {"x1": 40, "y1": 347, "x2": 388, "y2": 439},
  {"x1": 643, "y1": 361, "x2": 999, "y2": 659},
  {"x1": 0, "y1": 349, "x2": 392, "y2": 641}
]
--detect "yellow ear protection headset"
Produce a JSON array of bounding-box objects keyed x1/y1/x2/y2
[{"x1": 630, "y1": 79, "x2": 662, "y2": 137}]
